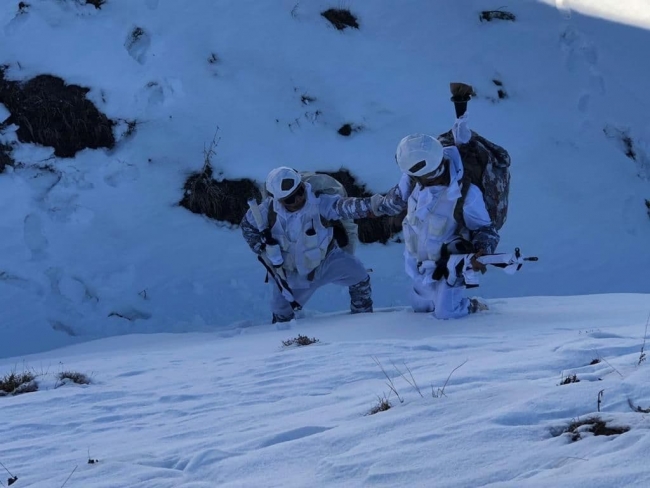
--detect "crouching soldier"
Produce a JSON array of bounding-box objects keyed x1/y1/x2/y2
[
  {"x1": 372, "y1": 85, "x2": 501, "y2": 319},
  {"x1": 241, "y1": 167, "x2": 381, "y2": 324}
]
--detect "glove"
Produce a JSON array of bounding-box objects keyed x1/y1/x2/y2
[
  {"x1": 261, "y1": 228, "x2": 283, "y2": 267},
  {"x1": 450, "y1": 82, "x2": 474, "y2": 103},
  {"x1": 265, "y1": 243, "x2": 284, "y2": 267},
  {"x1": 470, "y1": 249, "x2": 487, "y2": 274},
  {"x1": 446, "y1": 238, "x2": 475, "y2": 254},
  {"x1": 369, "y1": 194, "x2": 384, "y2": 217},
  {"x1": 261, "y1": 228, "x2": 278, "y2": 245}
]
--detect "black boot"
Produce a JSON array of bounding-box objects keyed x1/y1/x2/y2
[{"x1": 272, "y1": 313, "x2": 294, "y2": 324}]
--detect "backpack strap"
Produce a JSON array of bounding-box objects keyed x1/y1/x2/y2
[
  {"x1": 409, "y1": 164, "x2": 470, "y2": 230},
  {"x1": 453, "y1": 178, "x2": 471, "y2": 230},
  {"x1": 267, "y1": 200, "x2": 278, "y2": 232}
]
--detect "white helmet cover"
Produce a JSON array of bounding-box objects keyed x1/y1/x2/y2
[
  {"x1": 395, "y1": 133, "x2": 445, "y2": 177},
  {"x1": 266, "y1": 166, "x2": 302, "y2": 199}
]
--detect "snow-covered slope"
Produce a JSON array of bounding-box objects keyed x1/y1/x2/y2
[
  {"x1": 1, "y1": 296, "x2": 649, "y2": 487},
  {"x1": 1, "y1": 0, "x2": 650, "y2": 358}
]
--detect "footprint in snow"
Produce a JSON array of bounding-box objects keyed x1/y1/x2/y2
[
  {"x1": 23, "y1": 213, "x2": 48, "y2": 260},
  {"x1": 103, "y1": 159, "x2": 140, "y2": 188},
  {"x1": 125, "y1": 26, "x2": 151, "y2": 65}
]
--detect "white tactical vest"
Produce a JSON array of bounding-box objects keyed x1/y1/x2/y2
[
  {"x1": 402, "y1": 182, "x2": 463, "y2": 264},
  {"x1": 270, "y1": 186, "x2": 333, "y2": 277}
]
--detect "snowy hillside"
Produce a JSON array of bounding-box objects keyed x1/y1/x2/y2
[
  {"x1": 1, "y1": 296, "x2": 650, "y2": 487},
  {"x1": 1, "y1": 2, "x2": 650, "y2": 486},
  {"x1": 1, "y1": 1, "x2": 650, "y2": 353}
]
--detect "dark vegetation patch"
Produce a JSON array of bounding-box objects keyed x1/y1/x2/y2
[
  {"x1": 122, "y1": 119, "x2": 138, "y2": 139},
  {"x1": 82, "y1": 0, "x2": 106, "y2": 8},
  {"x1": 645, "y1": 199, "x2": 650, "y2": 218},
  {"x1": 282, "y1": 334, "x2": 320, "y2": 347},
  {"x1": 0, "y1": 68, "x2": 115, "y2": 158},
  {"x1": 553, "y1": 416, "x2": 630, "y2": 442},
  {"x1": 480, "y1": 10, "x2": 516, "y2": 22},
  {"x1": 128, "y1": 26, "x2": 146, "y2": 44},
  {"x1": 321, "y1": 8, "x2": 359, "y2": 30},
  {"x1": 604, "y1": 125, "x2": 637, "y2": 161},
  {"x1": 179, "y1": 163, "x2": 261, "y2": 226},
  {"x1": 366, "y1": 395, "x2": 392, "y2": 415},
  {"x1": 301, "y1": 93, "x2": 316, "y2": 105},
  {"x1": 18, "y1": 2, "x2": 30, "y2": 14},
  {"x1": 107, "y1": 307, "x2": 151, "y2": 322},
  {"x1": 338, "y1": 124, "x2": 353, "y2": 136},
  {"x1": 317, "y1": 168, "x2": 404, "y2": 244},
  {"x1": 0, "y1": 370, "x2": 38, "y2": 397},
  {"x1": 0, "y1": 142, "x2": 14, "y2": 173},
  {"x1": 618, "y1": 134, "x2": 635, "y2": 160},
  {"x1": 493, "y1": 79, "x2": 508, "y2": 99},
  {"x1": 589, "y1": 358, "x2": 601, "y2": 365},
  {"x1": 55, "y1": 370, "x2": 91, "y2": 387},
  {"x1": 559, "y1": 373, "x2": 580, "y2": 385},
  {"x1": 337, "y1": 123, "x2": 363, "y2": 137}
]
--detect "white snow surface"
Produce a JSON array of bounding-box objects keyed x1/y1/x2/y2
[
  {"x1": 1, "y1": 1, "x2": 650, "y2": 485},
  {"x1": 1, "y1": 297, "x2": 650, "y2": 487}
]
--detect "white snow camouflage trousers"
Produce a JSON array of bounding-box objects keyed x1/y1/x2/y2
[
  {"x1": 271, "y1": 247, "x2": 373, "y2": 322},
  {"x1": 411, "y1": 278, "x2": 472, "y2": 319}
]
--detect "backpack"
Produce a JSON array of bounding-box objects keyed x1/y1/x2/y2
[
  {"x1": 437, "y1": 129, "x2": 511, "y2": 231},
  {"x1": 265, "y1": 172, "x2": 359, "y2": 254}
]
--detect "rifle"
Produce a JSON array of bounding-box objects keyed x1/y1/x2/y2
[
  {"x1": 247, "y1": 199, "x2": 302, "y2": 311},
  {"x1": 474, "y1": 247, "x2": 539, "y2": 274},
  {"x1": 435, "y1": 247, "x2": 538, "y2": 287}
]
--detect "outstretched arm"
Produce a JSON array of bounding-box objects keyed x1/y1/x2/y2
[
  {"x1": 463, "y1": 185, "x2": 500, "y2": 254},
  {"x1": 320, "y1": 173, "x2": 412, "y2": 221},
  {"x1": 372, "y1": 175, "x2": 411, "y2": 216},
  {"x1": 319, "y1": 194, "x2": 378, "y2": 221}
]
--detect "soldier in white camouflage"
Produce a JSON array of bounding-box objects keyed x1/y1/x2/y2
[
  {"x1": 241, "y1": 167, "x2": 382, "y2": 324},
  {"x1": 370, "y1": 83, "x2": 500, "y2": 319}
]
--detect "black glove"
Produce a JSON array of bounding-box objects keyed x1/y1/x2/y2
[
  {"x1": 262, "y1": 228, "x2": 278, "y2": 246},
  {"x1": 260, "y1": 229, "x2": 283, "y2": 266},
  {"x1": 446, "y1": 238, "x2": 475, "y2": 254}
]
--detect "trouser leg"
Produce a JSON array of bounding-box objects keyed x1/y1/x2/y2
[
  {"x1": 270, "y1": 280, "x2": 319, "y2": 323},
  {"x1": 270, "y1": 248, "x2": 373, "y2": 320},
  {"x1": 270, "y1": 284, "x2": 297, "y2": 323},
  {"x1": 411, "y1": 280, "x2": 435, "y2": 313},
  {"x1": 313, "y1": 248, "x2": 373, "y2": 314},
  {"x1": 431, "y1": 280, "x2": 470, "y2": 319}
]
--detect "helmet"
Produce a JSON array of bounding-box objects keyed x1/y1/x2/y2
[
  {"x1": 395, "y1": 133, "x2": 444, "y2": 177},
  {"x1": 265, "y1": 167, "x2": 302, "y2": 199}
]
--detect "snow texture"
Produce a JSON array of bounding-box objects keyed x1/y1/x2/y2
[{"x1": 0, "y1": 1, "x2": 649, "y2": 485}]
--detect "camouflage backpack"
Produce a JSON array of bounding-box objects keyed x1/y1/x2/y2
[{"x1": 438, "y1": 130, "x2": 511, "y2": 231}]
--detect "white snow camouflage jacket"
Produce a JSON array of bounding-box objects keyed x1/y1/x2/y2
[
  {"x1": 375, "y1": 115, "x2": 500, "y2": 280},
  {"x1": 241, "y1": 183, "x2": 375, "y2": 278}
]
